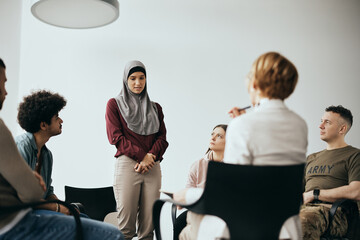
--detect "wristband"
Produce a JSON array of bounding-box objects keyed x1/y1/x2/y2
[
  {"x1": 313, "y1": 189, "x2": 320, "y2": 201},
  {"x1": 56, "y1": 203, "x2": 60, "y2": 212}
]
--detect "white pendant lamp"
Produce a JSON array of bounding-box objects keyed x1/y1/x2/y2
[{"x1": 31, "y1": 0, "x2": 119, "y2": 29}]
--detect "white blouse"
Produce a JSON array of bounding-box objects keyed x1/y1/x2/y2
[{"x1": 224, "y1": 98, "x2": 308, "y2": 165}]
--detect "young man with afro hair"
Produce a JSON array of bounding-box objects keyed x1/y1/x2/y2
[
  {"x1": 15, "y1": 90, "x2": 68, "y2": 214},
  {"x1": 0, "y1": 58, "x2": 124, "y2": 239}
]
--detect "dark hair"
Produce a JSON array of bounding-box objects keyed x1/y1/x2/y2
[
  {"x1": 17, "y1": 90, "x2": 67, "y2": 133},
  {"x1": 213, "y1": 124, "x2": 228, "y2": 132},
  {"x1": 0, "y1": 58, "x2": 5, "y2": 69},
  {"x1": 205, "y1": 124, "x2": 228, "y2": 154},
  {"x1": 128, "y1": 66, "x2": 146, "y2": 79},
  {"x1": 325, "y1": 105, "x2": 353, "y2": 130}
]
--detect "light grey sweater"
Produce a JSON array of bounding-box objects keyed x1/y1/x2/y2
[{"x1": 0, "y1": 119, "x2": 44, "y2": 229}]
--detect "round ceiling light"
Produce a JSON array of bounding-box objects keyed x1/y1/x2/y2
[{"x1": 31, "y1": 0, "x2": 119, "y2": 29}]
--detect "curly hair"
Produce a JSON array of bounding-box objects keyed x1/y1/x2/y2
[
  {"x1": 253, "y1": 52, "x2": 298, "y2": 100},
  {"x1": 17, "y1": 90, "x2": 67, "y2": 133},
  {"x1": 326, "y1": 105, "x2": 353, "y2": 131}
]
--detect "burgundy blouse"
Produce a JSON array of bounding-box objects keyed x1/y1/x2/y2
[{"x1": 105, "y1": 98, "x2": 168, "y2": 162}]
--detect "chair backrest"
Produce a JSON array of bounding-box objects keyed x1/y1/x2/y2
[
  {"x1": 65, "y1": 186, "x2": 116, "y2": 221},
  {"x1": 187, "y1": 161, "x2": 305, "y2": 240}
]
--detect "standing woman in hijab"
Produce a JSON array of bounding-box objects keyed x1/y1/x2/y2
[{"x1": 106, "y1": 60, "x2": 169, "y2": 240}]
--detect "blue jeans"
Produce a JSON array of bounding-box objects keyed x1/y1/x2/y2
[
  {"x1": 0, "y1": 211, "x2": 124, "y2": 240},
  {"x1": 33, "y1": 209, "x2": 90, "y2": 218}
]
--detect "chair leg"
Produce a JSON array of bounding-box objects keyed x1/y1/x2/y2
[
  {"x1": 152, "y1": 200, "x2": 167, "y2": 240},
  {"x1": 173, "y1": 211, "x2": 188, "y2": 240}
]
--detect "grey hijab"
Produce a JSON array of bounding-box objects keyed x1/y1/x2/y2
[{"x1": 115, "y1": 60, "x2": 160, "y2": 135}]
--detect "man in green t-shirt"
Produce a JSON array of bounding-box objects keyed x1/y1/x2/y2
[{"x1": 300, "y1": 105, "x2": 360, "y2": 239}]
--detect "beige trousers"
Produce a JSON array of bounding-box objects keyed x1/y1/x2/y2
[
  {"x1": 114, "y1": 155, "x2": 161, "y2": 240},
  {"x1": 179, "y1": 211, "x2": 205, "y2": 240}
]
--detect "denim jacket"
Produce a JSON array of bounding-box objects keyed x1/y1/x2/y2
[{"x1": 15, "y1": 132, "x2": 54, "y2": 199}]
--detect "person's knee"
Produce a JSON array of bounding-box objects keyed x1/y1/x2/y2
[
  {"x1": 81, "y1": 218, "x2": 124, "y2": 240},
  {"x1": 300, "y1": 207, "x2": 327, "y2": 239}
]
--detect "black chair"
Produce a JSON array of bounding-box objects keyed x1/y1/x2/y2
[
  {"x1": 153, "y1": 161, "x2": 305, "y2": 240},
  {"x1": 320, "y1": 199, "x2": 360, "y2": 240},
  {"x1": 172, "y1": 209, "x2": 188, "y2": 240},
  {"x1": 0, "y1": 199, "x2": 83, "y2": 240},
  {"x1": 65, "y1": 186, "x2": 117, "y2": 221}
]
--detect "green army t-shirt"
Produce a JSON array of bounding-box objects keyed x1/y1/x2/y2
[{"x1": 304, "y1": 145, "x2": 360, "y2": 192}]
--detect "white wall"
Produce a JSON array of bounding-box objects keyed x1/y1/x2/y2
[
  {"x1": 0, "y1": 0, "x2": 22, "y2": 132},
  {"x1": 2, "y1": 0, "x2": 360, "y2": 238}
]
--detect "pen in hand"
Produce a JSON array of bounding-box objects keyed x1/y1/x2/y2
[
  {"x1": 237, "y1": 105, "x2": 251, "y2": 111},
  {"x1": 228, "y1": 105, "x2": 251, "y2": 118}
]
